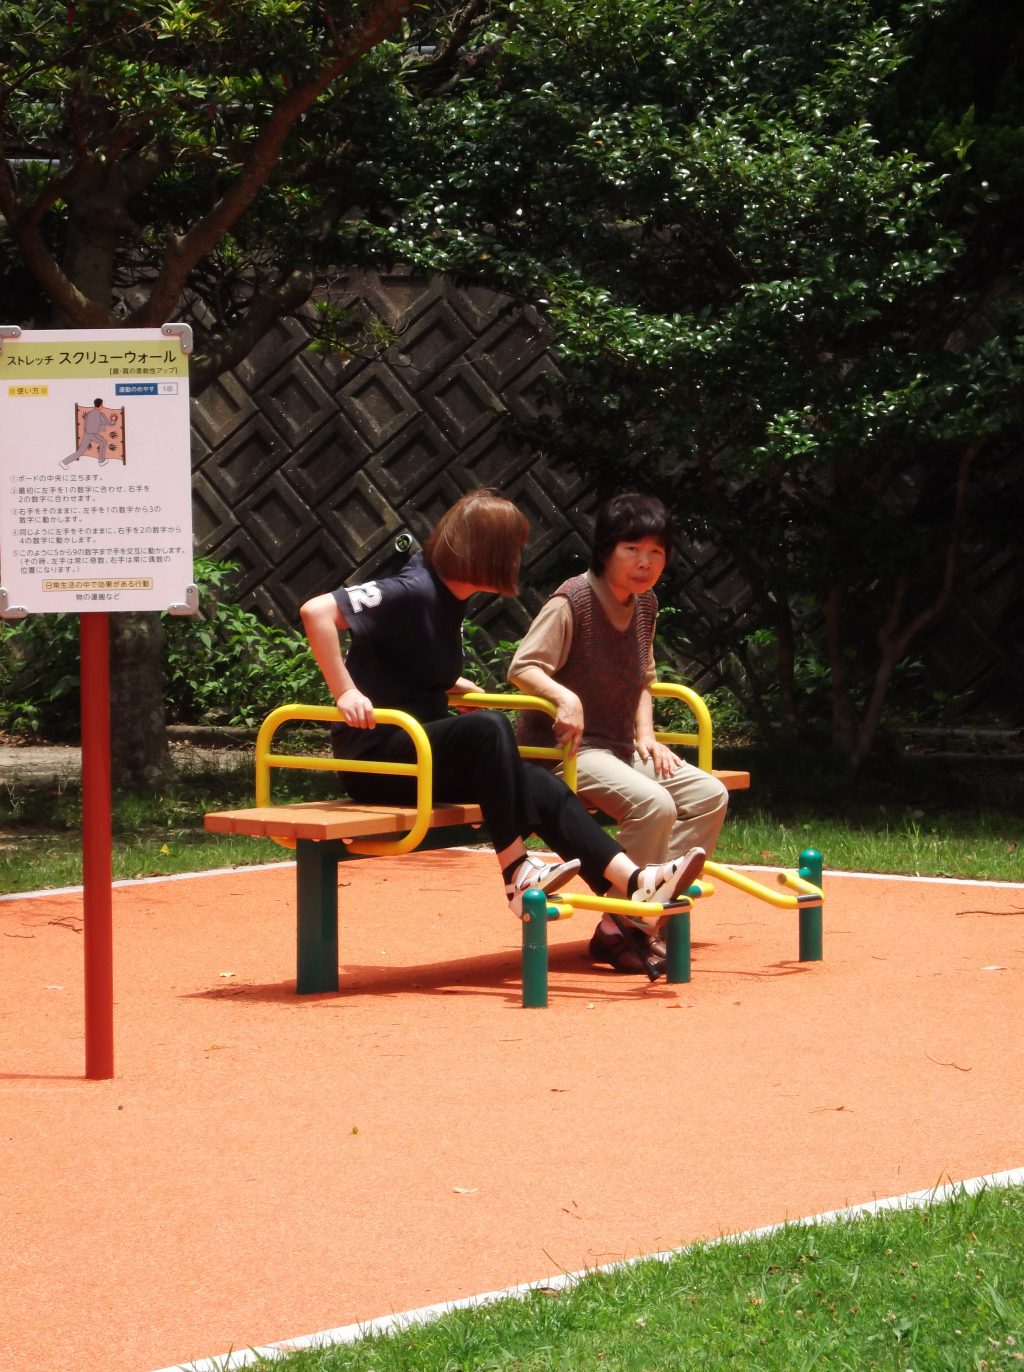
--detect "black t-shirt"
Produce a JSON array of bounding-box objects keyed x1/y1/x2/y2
[{"x1": 331, "y1": 553, "x2": 466, "y2": 757}]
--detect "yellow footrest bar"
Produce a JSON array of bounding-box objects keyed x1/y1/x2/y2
[
  {"x1": 548, "y1": 890, "x2": 693, "y2": 919},
  {"x1": 777, "y1": 868, "x2": 826, "y2": 902},
  {"x1": 702, "y1": 859, "x2": 824, "y2": 909}
]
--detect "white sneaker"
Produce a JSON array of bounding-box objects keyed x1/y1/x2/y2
[
  {"x1": 632, "y1": 847, "x2": 706, "y2": 906},
  {"x1": 506, "y1": 853, "x2": 581, "y2": 918}
]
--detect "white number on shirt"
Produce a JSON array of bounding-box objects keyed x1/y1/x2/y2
[{"x1": 347, "y1": 582, "x2": 382, "y2": 613}]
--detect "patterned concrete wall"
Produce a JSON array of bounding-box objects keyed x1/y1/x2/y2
[{"x1": 190, "y1": 270, "x2": 596, "y2": 648}]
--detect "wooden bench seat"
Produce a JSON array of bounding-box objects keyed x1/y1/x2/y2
[{"x1": 205, "y1": 799, "x2": 487, "y2": 844}]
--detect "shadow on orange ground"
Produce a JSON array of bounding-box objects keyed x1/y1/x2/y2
[{"x1": 2, "y1": 850, "x2": 1022, "y2": 1371}]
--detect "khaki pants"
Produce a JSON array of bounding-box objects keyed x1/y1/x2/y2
[{"x1": 556, "y1": 747, "x2": 729, "y2": 868}]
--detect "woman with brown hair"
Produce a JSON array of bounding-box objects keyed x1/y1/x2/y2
[{"x1": 300, "y1": 488, "x2": 702, "y2": 922}]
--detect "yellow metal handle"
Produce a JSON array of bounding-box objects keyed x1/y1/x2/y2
[
  {"x1": 446, "y1": 690, "x2": 578, "y2": 791},
  {"x1": 254, "y1": 703, "x2": 435, "y2": 855},
  {"x1": 650, "y1": 682, "x2": 713, "y2": 772},
  {"x1": 778, "y1": 868, "x2": 826, "y2": 902},
  {"x1": 549, "y1": 890, "x2": 691, "y2": 918},
  {"x1": 251, "y1": 683, "x2": 720, "y2": 857},
  {"x1": 446, "y1": 682, "x2": 716, "y2": 784}
]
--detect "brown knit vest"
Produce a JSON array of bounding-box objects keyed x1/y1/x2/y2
[{"x1": 517, "y1": 576, "x2": 657, "y2": 763}]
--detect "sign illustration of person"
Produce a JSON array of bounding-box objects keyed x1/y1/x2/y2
[{"x1": 60, "y1": 398, "x2": 126, "y2": 468}]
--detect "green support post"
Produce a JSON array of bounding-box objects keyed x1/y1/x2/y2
[
  {"x1": 797, "y1": 847, "x2": 823, "y2": 962},
  {"x1": 521, "y1": 888, "x2": 553, "y2": 1008},
  {"x1": 295, "y1": 839, "x2": 341, "y2": 993},
  {"x1": 664, "y1": 908, "x2": 691, "y2": 984}
]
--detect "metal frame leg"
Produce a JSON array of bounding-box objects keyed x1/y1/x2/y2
[
  {"x1": 664, "y1": 908, "x2": 692, "y2": 983},
  {"x1": 798, "y1": 847, "x2": 823, "y2": 961},
  {"x1": 295, "y1": 839, "x2": 341, "y2": 993},
  {"x1": 521, "y1": 889, "x2": 553, "y2": 1008}
]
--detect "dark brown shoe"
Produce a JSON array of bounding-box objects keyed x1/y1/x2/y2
[{"x1": 588, "y1": 922, "x2": 666, "y2": 976}]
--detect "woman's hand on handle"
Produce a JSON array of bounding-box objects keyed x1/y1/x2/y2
[
  {"x1": 336, "y1": 686, "x2": 376, "y2": 729},
  {"x1": 552, "y1": 692, "x2": 584, "y2": 756},
  {"x1": 509, "y1": 662, "x2": 584, "y2": 757},
  {"x1": 449, "y1": 677, "x2": 482, "y2": 713}
]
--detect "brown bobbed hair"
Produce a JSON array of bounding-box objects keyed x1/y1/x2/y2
[
  {"x1": 424, "y1": 488, "x2": 529, "y2": 594},
  {"x1": 590, "y1": 493, "x2": 674, "y2": 575}
]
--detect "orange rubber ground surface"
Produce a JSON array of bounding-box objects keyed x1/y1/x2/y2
[{"x1": 2, "y1": 851, "x2": 1022, "y2": 1372}]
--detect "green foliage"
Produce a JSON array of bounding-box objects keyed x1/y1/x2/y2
[
  {"x1": 162, "y1": 559, "x2": 326, "y2": 727},
  {"x1": 0, "y1": 560, "x2": 326, "y2": 738},
  {"x1": 653, "y1": 650, "x2": 754, "y2": 747},
  {"x1": 460, "y1": 619, "x2": 521, "y2": 692},
  {"x1": 0, "y1": 614, "x2": 83, "y2": 740},
  {"x1": 0, "y1": 0, "x2": 461, "y2": 780},
  {"x1": 367, "y1": 0, "x2": 1024, "y2": 766},
  {"x1": 0, "y1": 0, "x2": 438, "y2": 384}
]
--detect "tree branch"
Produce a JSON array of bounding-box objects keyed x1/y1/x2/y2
[
  {"x1": 885, "y1": 439, "x2": 983, "y2": 663},
  {"x1": 132, "y1": 0, "x2": 415, "y2": 326},
  {"x1": 824, "y1": 585, "x2": 857, "y2": 754},
  {"x1": 851, "y1": 438, "x2": 984, "y2": 766},
  {"x1": 0, "y1": 158, "x2": 108, "y2": 324},
  {"x1": 1, "y1": 92, "x2": 169, "y2": 326},
  {"x1": 404, "y1": 0, "x2": 492, "y2": 91}
]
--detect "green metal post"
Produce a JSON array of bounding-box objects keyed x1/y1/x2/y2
[
  {"x1": 798, "y1": 847, "x2": 823, "y2": 962},
  {"x1": 664, "y1": 908, "x2": 691, "y2": 984},
  {"x1": 295, "y1": 839, "x2": 341, "y2": 993},
  {"x1": 521, "y1": 888, "x2": 551, "y2": 1008}
]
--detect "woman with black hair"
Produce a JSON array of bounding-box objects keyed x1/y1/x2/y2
[{"x1": 510, "y1": 493, "x2": 728, "y2": 972}]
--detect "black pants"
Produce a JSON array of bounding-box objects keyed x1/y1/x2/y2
[{"x1": 336, "y1": 710, "x2": 620, "y2": 893}]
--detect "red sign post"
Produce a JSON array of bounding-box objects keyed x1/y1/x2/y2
[
  {"x1": 0, "y1": 325, "x2": 196, "y2": 1079},
  {"x1": 80, "y1": 612, "x2": 114, "y2": 1078}
]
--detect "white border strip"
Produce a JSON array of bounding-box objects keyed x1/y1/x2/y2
[
  {"x1": 0, "y1": 860, "x2": 296, "y2": 903},
  {"x1": 152, "y1": 1166, "x2": 1024, "y2": 1372},
  {"x1": 4, "y1": 857, "x2": 1023, "y2": 905}
]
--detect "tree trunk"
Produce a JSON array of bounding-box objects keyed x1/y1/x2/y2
[
  {"x1": 824, "y1": 586, "x2": 858, "y2": 756},
  {"x1": 108, "y1": 613, "x2": 171, "y2": 790},
  {"x1": 849, "y1": 440, "x2": 984, "y2": 770},
  {"x1": 774, "y1": 600, "x2": 798, "y2": 744}
]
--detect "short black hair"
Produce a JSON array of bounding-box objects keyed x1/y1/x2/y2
[{"x1": 590, "y1": 493, "x2": 673, "y2": 574}]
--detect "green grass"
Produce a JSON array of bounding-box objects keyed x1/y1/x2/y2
[
  {"x1": 717, "y1": 806, "x2": 1021, "y2": 883},
  {"x1": 1, "y1": 757, "x2": 1021, "y2": 893},
  {"x1": 0, "y1": 757, "x2": 272, "y2": 891},
  {"x1": 251, "y1": 1181, "x2": 1024, "y2": 1370}
]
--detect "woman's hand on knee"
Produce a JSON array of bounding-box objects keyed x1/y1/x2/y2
[{"x1": 638, "y1": 738, "x2": 681, "y2": 778}]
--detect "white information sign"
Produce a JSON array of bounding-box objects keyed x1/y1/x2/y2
[{"x1": 0, "y1": 325, "x2": 197, "y2": 617}]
